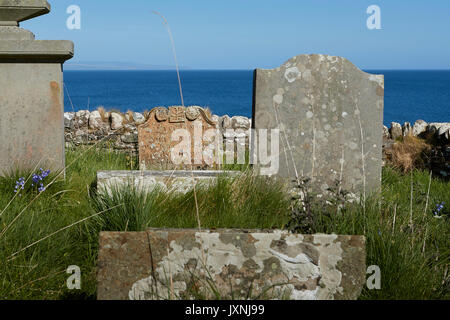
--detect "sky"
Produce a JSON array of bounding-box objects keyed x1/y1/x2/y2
[{"x1": 22, "y1": 0, "x2": 450, "y2": 70}]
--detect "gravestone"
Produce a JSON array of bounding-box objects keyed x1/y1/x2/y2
[
  {"x1": 97, "y1": 170, "x2": 240, "y2": 195},
  {"x1": 0, "y1": 0, "x2": 73, "y2": 175},
  {"x1": 253, "y1": 54, "x2": 384, "y2": 197},
  {"x1": 97, "y1": 229, "x2": 366, "y2": 300},
  {"x1": 138, "y1": 106, "x2": 219, "y2": 170}
]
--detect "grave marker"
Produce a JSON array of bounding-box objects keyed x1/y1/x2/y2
[
  {"x1": 138, "y1": 106, "x2": 219, "y2": 170},
  {"x1": 0, "y1": 0, "x2": 73, "y2": 175},
  {"x1": 253, "y1": 54, "x2": 384, "y2": 197}
]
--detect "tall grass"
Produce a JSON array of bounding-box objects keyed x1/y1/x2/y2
[
  {"x1": 0, "y1": 147, "x2": 289, "y2": 299},
  {"x1": 291, "y1": 166, "x2": 449, "y2": 299},
  {"x1": 0, "y1": 146, "x2": 134, "y2": 299},
  {"x1": 89, "y1": 171, "x2": 289, "y2": 233},
  {"x1": 0, "y1": 147, "x2": 448, "y2": 300}
]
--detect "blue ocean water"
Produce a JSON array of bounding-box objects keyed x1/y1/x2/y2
[{"x1": 63, "y1": 70, "x2": 450, "y2": 126}]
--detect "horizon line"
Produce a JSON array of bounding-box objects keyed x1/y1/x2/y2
[{"x1": 64, "y1": 68, "x2": 450, "y2": 71}]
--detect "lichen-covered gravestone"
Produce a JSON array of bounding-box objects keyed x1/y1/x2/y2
[
  {"x1": 138, "y1": 106, "x2": 218, "y2": 170},
  {"x1": 97, "y1": 229, "x2": 366, "y2": 300},
  {"x1": 253, "y1": 54, "x2": 384, "y2": 197},
  {"x1": 0, "y1": 1, "x2": 73, "y2": 175}
]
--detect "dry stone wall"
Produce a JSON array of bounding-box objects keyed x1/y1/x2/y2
[
  {"x1": 64, "y1": 109, "x2": 449, "y2": 177},
  {"x1": 64, "y1": 108, "x2": 252, "y2": 156}
]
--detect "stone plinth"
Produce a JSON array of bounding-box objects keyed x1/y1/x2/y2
[
  {"x1": 97, "y1": 229, "x2": 366, "y2": 300},
  {"x1": 0, "y1": 1, "x2": 73, "y2": 175},
  {"x1": 97, "y1": 170, "x2": 240, "y2": 195},
  {"x1": 253, "y1": 54, "x2": 384, "y2": 197}
]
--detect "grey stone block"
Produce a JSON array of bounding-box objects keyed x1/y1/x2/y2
[{"x1": 253, "y1": 54, "x2": 384, "y2": 198}]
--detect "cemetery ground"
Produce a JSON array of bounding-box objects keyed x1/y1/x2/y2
[{"x1": 0, "y1": 146, "x2": 448, "y2": 300}]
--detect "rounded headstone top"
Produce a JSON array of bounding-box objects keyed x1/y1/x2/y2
[{"x1": 0, "y1": 0, "x2": 50, "y2": 26}]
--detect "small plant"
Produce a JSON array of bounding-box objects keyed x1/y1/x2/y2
[
  {"x1": 97, "y1": 106, "x2": 110, "y2": 122},
  {"x1": 13, "y1": 168, "x2": 50, "y2": 195},
  {"x1": 433, "y1": 201, "x2": 447, "y2": 219},
  {"x1": 13, "y1": 177, "x2": 25, "y2": 195},
  {"x1": 32, "y1": 168, "x2": 51, "y2": 192},
  {"x1": 326, "y1": 179, "x2": 352, "y2": 213},
  {"x1": 287, "y1": 177, "x2": 317, "y2": 234}
]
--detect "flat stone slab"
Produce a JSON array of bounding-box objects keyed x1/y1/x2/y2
[
  {"x1": 97, "y1": 170, "x2": 240, "y2": 195},
  {"x1": 253, "y1": 54, "x2": 384, "y2": 198},
  {"x1": 97, "y1": 229, "x2": 366, "y2": 300}
]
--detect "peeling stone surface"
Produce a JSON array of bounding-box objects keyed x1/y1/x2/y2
[
  {"x1": 97, "y1": 170, "x2": 240, "y2": 195},
  {"x1": 253, "y1": 54, "x2": 384, "y2": 197},
  {"x1": 97, "y1": 229, "x2": 366, "y2": 300}
]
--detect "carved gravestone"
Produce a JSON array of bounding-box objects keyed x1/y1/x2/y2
[
  {"x1": 253, "y1": 54, "x2": 384, "y2": 197},
  {"x1": 0, "y1": 1, "x2": 73, "y2": 175},
  {"x1": 138, "y1": 106, "x2": 218, "y2": 170}
]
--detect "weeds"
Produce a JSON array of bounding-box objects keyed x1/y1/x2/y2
[
  {"x1": 288, "y1": 165, "x2": 449, "y2": 299},
  {"x1": 0, "y1": 147, "x2": 448, "y2": 300},
  {"x1": 385, "y1": 135, "x2": 432, "y2": 173}
]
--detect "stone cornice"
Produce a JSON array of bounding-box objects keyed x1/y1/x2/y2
[
  {"x1": 0, "y1": 39, "x2": 74, "y2": 62},
  {"x1": 0, "y1": 0, "x2": 50, "y2": 25}
]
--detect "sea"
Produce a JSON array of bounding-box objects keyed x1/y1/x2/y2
[{"x1": 63, "y1": 70, "x2": 450, "y2": 126}]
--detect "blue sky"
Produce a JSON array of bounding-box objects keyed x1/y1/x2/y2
[{"x1": 22, "y1": 0, "x2": 450, "y2": 70}]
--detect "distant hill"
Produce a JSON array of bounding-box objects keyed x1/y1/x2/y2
[{"x1": 64, "y1": 61, "x2": 190, "y2": 71}]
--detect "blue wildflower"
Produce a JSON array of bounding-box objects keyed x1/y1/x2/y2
[
  {"x1": 14, "y1": 177, "x2": 25, "y2": 193},
  {"x1": 14, "y1": 169, "x2": 50, "y2": 194},
  {"x1": 433, "y1": 202, "x2": 445, "y2": 219}
]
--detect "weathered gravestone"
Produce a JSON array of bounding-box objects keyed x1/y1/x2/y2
[
  {"x1": 138, "y1": 106, "x2": 218, "y2": 170},
  {"x1": 0, "y1": 0, "x2": 73, "y2": 175},
  {"x1": 97, "y1": 229, "x2": 366, "y2": 300},
  {"x1": 97, "y1": 170, "x2": 240, "y2": 195},
  {"x1": 253, "y1": 54, "x2": 384, "y2": 198}
]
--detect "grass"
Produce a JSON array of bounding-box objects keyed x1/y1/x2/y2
[
  {"x1": 0, "y1": 147, "x2": 448, "y2": 300},
  {"x1": 385, "y1": 135, "x2": 432, "y2": 173},
  {"x1": 293, "y1": 167, "x2": 449, "y2": 299}
]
